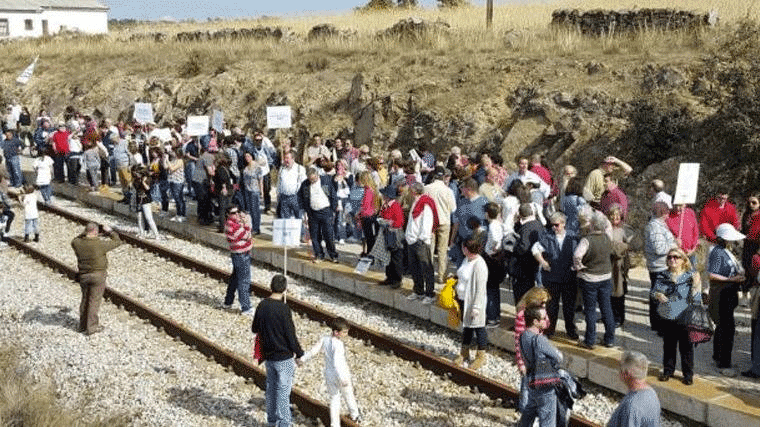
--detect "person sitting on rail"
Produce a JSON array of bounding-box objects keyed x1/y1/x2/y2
[{"x1": 299, "y1": 317, "x2": 362, "y2": 426}]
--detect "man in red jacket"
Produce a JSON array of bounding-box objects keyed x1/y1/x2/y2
[
  {"x1": 50, "y1": 123, "x2": 70, "y2": 183},
  {"x1": 700, "y1": 189, "x2": 739, "y2": 243}
]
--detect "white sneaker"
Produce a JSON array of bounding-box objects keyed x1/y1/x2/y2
[
  {"x1": 421, "y1": 296, "x2": 436, "y2": 305},
  {"x1": 241, "y1": 309, "x2": 254, "y2": 316},
  {"x1": 177, "y1": 217, "x2": 186, "y2": 223},
  {"x1": 169, "y1": 216, "x2": 178, "y2": 222},
  {"x1": 221, "y1": 303, "x2": 232, "y2": 309},
  {"x1": 338, "y1": 239, "x2": 345, "y2": 245},
  {"x1": 720, "y1": 368, "x2": 738, "y2": 377},
  {"x1": 407, "y1": 293, "x2": 421, "y2": 301}
]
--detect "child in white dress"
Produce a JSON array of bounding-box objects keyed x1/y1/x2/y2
[{"x1": 300, "y1": 317, "x2": 361, "y2": 426}]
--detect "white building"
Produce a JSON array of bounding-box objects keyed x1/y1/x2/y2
[{"x1": 0, "y1": 0, "x2": 109, "y2": 38}]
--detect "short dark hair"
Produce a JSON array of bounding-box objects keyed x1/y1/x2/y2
[
  {"x1": 271, "y1": 274, "x2": 287, "y2": 293},
  {"x1": 486, "y1": 202, "x2": 500, "y2": 220},
  {"x1": 524, "y1": 306, "x2": 544, "y2": 327},
  {"x1": 330, "y1": 317, "x2": 349, "y2": 332},
  {"x1": 463, "y1": 234, "x2": 482, "y2": 254}
]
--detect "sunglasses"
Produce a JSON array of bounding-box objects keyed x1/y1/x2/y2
[
  {"x1": 551, "y1": 223, "x2": 563, "y2": 227},
  {"x1": 666, "y1": 255, "x2": 682, "y2": 260}
]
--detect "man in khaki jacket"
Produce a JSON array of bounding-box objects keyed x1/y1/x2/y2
[
  {"x1": 424, "y1": 166, "x2": 457, "y2": 283},
  {"x1": 71, "y1": 222, "x2": 121, "y2": 335}
]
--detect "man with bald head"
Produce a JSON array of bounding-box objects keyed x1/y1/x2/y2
[{"x1": 71, "y1": 222, "x2": 121, "y2": 335}]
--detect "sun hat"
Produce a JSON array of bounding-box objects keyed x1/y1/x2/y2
[{"x1": 716, "y1": 223, "x2": 745, "y2": 241}]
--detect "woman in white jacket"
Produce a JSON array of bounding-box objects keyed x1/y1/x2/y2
[{"x1": 454, "y1": 234, "x2": 489, "y2": 370}]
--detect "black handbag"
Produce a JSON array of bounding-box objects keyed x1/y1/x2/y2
[
  {"x1": 384, "y1": 227, "x2": 403, "y2": 251},
  {"x1": 681, "y1": 303, "x2": 715, "y2": 344}
]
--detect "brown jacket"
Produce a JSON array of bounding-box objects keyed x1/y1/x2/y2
[{"x1": 71, "y1": 232, "x2": 121, "y2": 275}]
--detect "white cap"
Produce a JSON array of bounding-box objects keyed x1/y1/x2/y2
[{"x1": 716, "y1": 223, "x2": 745, "y2": 241}]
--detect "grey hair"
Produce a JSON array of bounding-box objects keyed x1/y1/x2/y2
[
  {"x1": 590, "y1": 211, "x2": 608, "y2": 232},
  {"x1": 410, "y1": 182, "x2": 424, "y2": 194},
  {"x1": 620, "y1": 351, "x2": 648, "y2": 380},
  {"x1": 549, "y1": 212, "x2": 566, "y2": 224}
]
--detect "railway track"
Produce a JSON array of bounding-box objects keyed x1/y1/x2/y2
[{"x1": 23, "y1": 201, "x2": 604, "y2": 427}]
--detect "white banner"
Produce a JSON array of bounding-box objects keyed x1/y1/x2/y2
[
  {"x1": 212, "y1": 110, "x2": 224, "y2": 133},
  {"x1": 266, "y1": 106, "x2": 292, "y2": 129},
  {"x1": 673, "y1": 163, "x2": 700, "y2": 205},
  {"x1": 133, "y1": 103, "x2": 154, "y2": 124},
  {"x1": 150, "y1": 128, "x2": 172, "y2": 142},
  {"x1": 16, "y1": 56, "x2": 39, "y2": 85},
  {"x1": 186, "y1": 115, "x2": 210, "y2": 137},
  {"x1": 272, "y1": 219, "x2": 302, "y2": 247}
]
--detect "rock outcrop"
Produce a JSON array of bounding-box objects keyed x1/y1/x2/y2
[{"x1": 551, "y1": 9, "x2": 718, "y2": 36}]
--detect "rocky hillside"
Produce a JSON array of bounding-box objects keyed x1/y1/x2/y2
[{"x1": 1, "y1": 7, "x2": 760, "y2": 230}]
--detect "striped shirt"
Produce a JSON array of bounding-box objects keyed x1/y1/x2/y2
[{"x1": 226, "y1": 216, "x2": 253, "y2": 254}]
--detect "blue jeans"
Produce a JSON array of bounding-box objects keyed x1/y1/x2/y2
[
  {"x1": 225, "y1": 252, "x2": 251, "y2": 312},
  {"x1": 243, "y1": 190, "x2": 261, "y2": 233},
  {"x1": 169, "y1": 182, "x2": 186, "y2": 217},
  {"x1": 184, "y1": 163, "x2": 195, "y2": 198},
  {"x1": 277, "y1": 194, "x2": 300, "y2": 219},
  {"x1": 158, "y1": 180, "x2": 170, "y2": 212},
  {"x1": 6, "y1": 156, "x2": 23, "y2": 187},
  {"x1": 519, "y1": 386, "x2": 556, "y2": 427},
  {"x1": 39, "y1": 184, "x2": 52, "y2": 204},
  {"x1": 579, "y1": 278, "x2": 616, "y2": 347},
  {"x1": 24, "y1": 218, "x2": 39, "y2": 236},
  {"x1": 265, "y1": 358, "x2": 295, "y2": 427}
]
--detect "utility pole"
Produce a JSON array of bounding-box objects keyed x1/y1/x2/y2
[{"x1": 486, "y1": 0, "x2": 493, "y2": 29}]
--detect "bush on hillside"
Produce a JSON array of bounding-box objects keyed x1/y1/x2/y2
[{"x1": 438, "y1": 0, "x2": 470, "y2": 8}]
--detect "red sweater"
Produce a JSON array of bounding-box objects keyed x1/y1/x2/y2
[
  {"x1": 666, "y1": 207, "x2": 699, "y2": 253},
  {"x1": 51, "y1": 130, "x2": 70, "y2": 154},
  {"x1": 380, "y1": 200, "x2": 404, "y2": 229},
  {"x1": 226, "y1": 217, "x2": 252, "y2": 253},
  {"x1": 699, "y1": 199, "x2": 739, "y2": 242}
]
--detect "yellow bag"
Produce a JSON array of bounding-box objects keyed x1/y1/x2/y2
[{"x1": 438, "y1": 277, "x2": 457, "y2": 309}]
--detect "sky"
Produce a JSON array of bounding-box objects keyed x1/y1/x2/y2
[{"x1": 102, "y1": 0, "x2": 500, "y2": 21}]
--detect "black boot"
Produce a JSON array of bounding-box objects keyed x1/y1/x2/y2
[
  {"x1": 33, "y1": 234, "x2": 39, "y2": 242},
  {"x1": 24, "y1": 235, "x2": 29, "y2": 242}
]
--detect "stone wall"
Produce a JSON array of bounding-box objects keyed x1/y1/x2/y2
[{"x1": 551, "y1": 8, "x2": 718, "y2": 36}]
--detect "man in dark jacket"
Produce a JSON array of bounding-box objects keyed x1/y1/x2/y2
[
  {"x1": 298, "y1": 166, "x2": 339, "y2": 262},
  {"x1": 512, "y1": 203, "x2": 544, "y2": 305},
  {"x1": 533, "y1": 212, "x2": 580, "y2": 339},
  {"x1": 251, "y1": 275, "x2": 304, "y2": 427}
]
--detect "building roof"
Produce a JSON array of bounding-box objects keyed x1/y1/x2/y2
[{"x1": 0, "y1": 0, "x2": 109, "y2": 12}]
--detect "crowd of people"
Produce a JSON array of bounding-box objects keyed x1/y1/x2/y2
[{"x1": 5, "y1": 106, "x2": 760, "y2": 426}]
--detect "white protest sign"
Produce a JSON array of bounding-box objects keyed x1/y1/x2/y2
[
  {"x1": 212, "y1": 110, "x2": 224, "y2": 133},
  {"x1": 673, "y1": 163, "x2": 700, "y2": 205},
  {"x1": 133, "y1": 103, "x2": 154, "y2": 124},
  {"x1": 272, "y1": 219, "x2": 302, "y2": 247},
  {"x1": 266, "y1": 106, "x2": 292, "y2": 129},
  {"x1": 186, "y1": 115, "x2": 210, "y2": 137},
  {"x1": 354, "y1": 257, "x2": 373, "y2": 274},
  {"x1": 150, "y1": 128, "x2": 173, "y2": 142}
]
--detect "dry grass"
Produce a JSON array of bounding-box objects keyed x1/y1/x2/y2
[{"x1": 0, "y1": 343, "x2": 130, "y2": 427}]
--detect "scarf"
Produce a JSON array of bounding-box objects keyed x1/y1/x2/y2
[{"x1": 411, "y1": 194, "x2": 439, "y2": 232}]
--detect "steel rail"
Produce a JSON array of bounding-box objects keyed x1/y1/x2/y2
[
  {"x1": 39, "y1": 202, "x2": 600, "y2": 427},
  {"x1": 6, "y1": 235, "x2": 357, "y2": 427}
]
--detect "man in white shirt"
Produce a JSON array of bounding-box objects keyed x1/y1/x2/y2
[
  {"x1": 406, "y1": 182, "x2": 438, "y2": 304},
  {"x1": 424, "y1": 167, "x2": 457, "y2": 283},
  {"x1": 298, "y1": 167, "x2": 338, "y2": 263},
  {"x1": 277, "y1": 150, "x2": 306, "y2": 219},
  {"x1": 503, "y1": 157, "x2": 550, "y2": 200}
]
